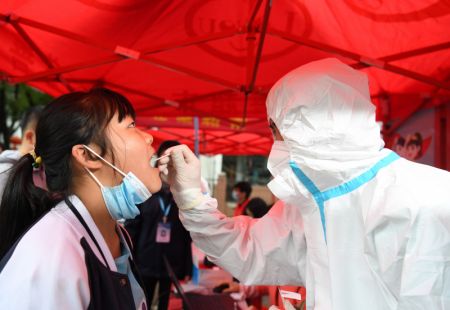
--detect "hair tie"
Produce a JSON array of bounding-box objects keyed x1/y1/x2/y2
[{"x1": 30, "y1": 150, "x2": 42, "y2": 169}]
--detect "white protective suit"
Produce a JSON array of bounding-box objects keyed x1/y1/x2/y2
[{"x1": 175, "y1": 58, "x2": 450, "y2": 310}]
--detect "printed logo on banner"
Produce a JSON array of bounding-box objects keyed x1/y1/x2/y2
[
  {"x1": 391, "y1": 108, "x2": 435, "y2": 165},
  {"x1": 185, "y1": 0, "x2": 313, "y2": 65}
]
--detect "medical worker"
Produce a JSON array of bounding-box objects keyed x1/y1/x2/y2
[
  {"x1": 158, "y1": 58, "x2": 450, "y2": 309},
  {"x1": 0, "y1": 88, "x2": 161, "y2": 309}
]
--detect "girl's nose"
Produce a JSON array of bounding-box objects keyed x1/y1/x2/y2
[{"x1": 142, "y1": 131, "x2": 153, "y2": 145}]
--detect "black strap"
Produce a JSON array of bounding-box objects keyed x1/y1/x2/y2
[
  {"x1": 65, "y1": 198, "x2": 111, "y2": 270},
  {"x1": 163, "y1": 254, "x2": 193, "y2": 310}
]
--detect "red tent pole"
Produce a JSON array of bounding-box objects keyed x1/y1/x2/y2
[
  {"x1": 10, "y1": 55, "x2": 122, "y2": 83},
  {"x1": 353, "y1": 41, "x2": 450, "y2": 69},
  {"x1": 384, "y1": 98, "x2": 431, "y2": 136},
  {"x1": 141, "y1": 56, "x2": 241, "y2": 91},
  {"x1": 247, "y1": 0, "x2": 264, "y2": 32},
  {"x1": 0, "y1": 13, "x2": 111, "y2": 51},
  {"x1": 8, "y1": 20, "x2": 74, "y2": 91},
  {"x1": 268, "y1": 29, "x2": 450, "y2": 91},
  {"x1": 247, "y1": 0, "x2": 272, "y2": 94},
  {"x1": 241, "y1": 0, "x2": 272, "y2": 128},
  {"x1": 7, "y1": 21, "x2": 240, "y2": 83},
  {"x1": 385, "y1": 74, "x2": 450, "y2": 136}
]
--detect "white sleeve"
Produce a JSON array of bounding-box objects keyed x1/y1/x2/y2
[
  {"x1": 0, "y1": 162, "x2": 13, "y2": 199},
  {"x1": 179, "y1": 199, "x2": 307, "y2": 286},
  {"x1": 0, "y1": 226, "x2": 90, "y2": 309}
]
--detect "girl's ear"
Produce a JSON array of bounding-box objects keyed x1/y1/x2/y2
[
  {"x1": 71, "y1": 145, "x2": 102, "y2": 169},
  {"x1": 23, "y1": 129, "x2": 36, "y2": 145}
]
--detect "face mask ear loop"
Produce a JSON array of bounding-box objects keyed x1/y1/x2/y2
[
  {"x1": 82, "y1": 144, "x2": 127, "y2": 178},
  {"x1": 84, "y1": 167, "x2": 104, "y2": 189}
]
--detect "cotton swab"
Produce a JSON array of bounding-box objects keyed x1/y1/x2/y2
[
  {"x1": 150, "y1": 153, "x2": 171, "y2": 168},
  {"x1": 154, "y1": 154, "x2": 170, "y2": 161}
]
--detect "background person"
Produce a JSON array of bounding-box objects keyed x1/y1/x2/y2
[
  {"x1": 0, "y1": 106, "x2": 44, "y2": 197},
  {"x1": 244, "y1": 197, "x2": 270, "y2": 219},
  {"x1": 405, "y1": 132, "x2": 423, "y2": 161},
  {"x1": 391, "y1": 134, "x2": 406, "y2": 157},
  {"x1": 232, "y1": 181, "x2": 252, "y2": 216},
  {"x1": 125, "y1": 140, "x2": 192, "y2": 310}
]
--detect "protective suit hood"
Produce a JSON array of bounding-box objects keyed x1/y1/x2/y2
[{"x1": 266, "y1": 58, "x2": 388, "y2": 190}]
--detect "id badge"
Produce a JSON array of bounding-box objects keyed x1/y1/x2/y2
[
  {"x1": 156, "y1": 222, "x2": 171, "y2": 243},
  {"x1": 278, "y1": 288, "x2": 302, "y2": 310}
]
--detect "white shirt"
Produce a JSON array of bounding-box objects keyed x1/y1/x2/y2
[{"x1": 0, "y1": 195, "x2": 145, "y2": 309}]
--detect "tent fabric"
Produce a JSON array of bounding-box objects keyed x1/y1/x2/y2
[{"x1": 1, "y1": 0, "x2": 450, "y2": 154}]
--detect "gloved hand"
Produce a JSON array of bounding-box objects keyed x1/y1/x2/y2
[{"x1": 158, "y1": 145, "x2": 204, "y2": 210}]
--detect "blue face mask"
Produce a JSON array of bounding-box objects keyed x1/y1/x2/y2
[{"x1": 83, "y1": 145, "x2": 152, "y2": 221}]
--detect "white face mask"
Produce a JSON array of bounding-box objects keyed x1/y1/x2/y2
[
  {"x1": 267, "y1": 140, "x2": 291, "y2": 177},
  {"x1": 231, "y1": 191, "x2": 239, "y2": 202},
  {"x1": 267, "y1": 141, "x2": 298, "y2": 205}
]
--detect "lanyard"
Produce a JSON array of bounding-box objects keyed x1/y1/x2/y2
[
  {"x1": 158, "y1": 197, "x2": 171, "y2": 223},
  {"x1": 238, "y1": 198, "x2": 250, "y2": 209}
]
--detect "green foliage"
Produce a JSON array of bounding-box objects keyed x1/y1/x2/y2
[{"x1": 0, "y1": 82, "x2": 52, "y2": 148}]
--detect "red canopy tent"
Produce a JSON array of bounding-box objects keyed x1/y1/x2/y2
[{"x1": 1, "y1": 0, "x2": 449, "y2": 156}]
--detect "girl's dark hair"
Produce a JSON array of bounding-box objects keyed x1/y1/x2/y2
[
  {"x1": 0, "y1": 88, "x2": 135, "y2": 258},
  {"x1": 407, "y1": 132, "x2": 423, "y2": 147},
  {"x1": 406, "y1": 132, "x2": 423, "y2": 158},
  {"x1": 157, "y1": 140, "x2": 180, "y2": 157},
  {"x1": 245, "y1": 197, "x2": 269, "y2": 218},
  {"x1": 233, "y1": 181, "x2": 252, "y2": 199}
]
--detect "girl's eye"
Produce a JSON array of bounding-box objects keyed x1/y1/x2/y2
[{"x1": 128, "y1": 121, "x2": 136, "y2": 128}]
